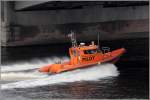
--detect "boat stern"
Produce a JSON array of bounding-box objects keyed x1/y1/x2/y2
[{"x1": 38, "y1": 64, "x2": 52, "y2": 73}]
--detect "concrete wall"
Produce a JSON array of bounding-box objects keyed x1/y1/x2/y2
[
  {"x1": 1, "y1": 1, "x2": 149, "y2": 46},
  {"x1": 1, "y1": 1, "x2": 17, "y2": 45},
  {"x1": 15, "y1": 6, "x2": 148, "y2": 25},
  {"x1": 15, "y1": 1, "x2": 46, "y2": 10}
]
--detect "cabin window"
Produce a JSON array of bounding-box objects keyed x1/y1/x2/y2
[
  {"x1": 84, "y1": 49, "x2": 97, "y2": 54},
  {"x1": 72, "y1": 50, "x2": 76, "y2": 56}
]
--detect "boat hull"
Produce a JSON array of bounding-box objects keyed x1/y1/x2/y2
[{"x1": 39, "y1": 48, "x2": 125, "y2": 73}]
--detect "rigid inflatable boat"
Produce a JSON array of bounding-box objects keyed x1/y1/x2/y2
[{"x1": 39, "y1": 32, "x2": 125, "y2": 73}]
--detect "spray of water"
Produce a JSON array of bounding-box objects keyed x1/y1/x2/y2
[
  {"x1": 1, "y1": 71, "x2": 48, "y2": 81},
  {"x1": 1, "y1": 63, "x2": 119, "y2": 90},
  {"x1": 1, "y1": 56, "x2": 69, "y2": 72},
  {"x1": 1, "y1": 56, "x2": 69, "y2": 81}
]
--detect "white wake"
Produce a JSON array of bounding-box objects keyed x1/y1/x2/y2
[
  {"x1": 1, "y1": 56, "x2": 69, "y2": 72},
  {"x1": 1, "y1": 63, "x2": 119, "y2": 90},
  {"x1": 1, "y1": 71, "x2": 48, "y2": 81}
]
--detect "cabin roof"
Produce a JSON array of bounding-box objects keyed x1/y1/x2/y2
[{"x1": 70, "y1": 45, "x2": 97, "y2": 51}]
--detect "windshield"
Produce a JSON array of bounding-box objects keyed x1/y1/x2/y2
[{"x1": 84, "y1": 49, "x2": 97, "y2": 54}]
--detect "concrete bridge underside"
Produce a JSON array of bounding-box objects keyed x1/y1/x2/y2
[{"x1": 1, "y1": 1, "x2": 149, "y2": 46}]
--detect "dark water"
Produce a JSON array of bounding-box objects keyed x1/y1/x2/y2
[{"x1": 1, "y1": 38, "x2": 149, "y2": 99}]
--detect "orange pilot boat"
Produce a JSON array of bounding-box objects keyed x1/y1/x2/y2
[{"x1": 39, "y1": 31, "x2": 126, "y2": 73}]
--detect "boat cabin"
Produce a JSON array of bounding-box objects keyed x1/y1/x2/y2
[{"x1": 69, "y1": 42, "x2": 102, "y2": 65}]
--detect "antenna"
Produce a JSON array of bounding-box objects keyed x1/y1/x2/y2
[
  {"x1": 97, "y1": 32, "x2": 100, "y2": 49},
  {"x1": 69, "y1": 31, "x2": 77, "y2": 47}
]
